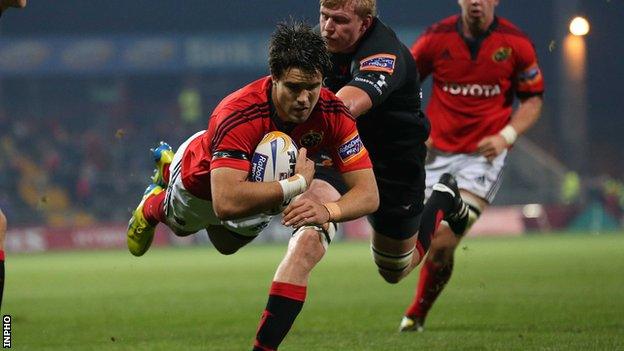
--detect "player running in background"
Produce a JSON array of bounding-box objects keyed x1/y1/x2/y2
[
  {"x1": 318, "y1": 0, "x2": 470, "y2": 286},
  {"x1": 400, "y1": 0, "x2": 544, "y2": 332},
  {"x1": 0, "y1": 0, "x2": 27, "y2": 312},
  {"x1": 0, "y1": 0, "x2": 26, "y2": 17},
  {"x1": 126, "y1": 21, "x2": 378, "y2": 350}
]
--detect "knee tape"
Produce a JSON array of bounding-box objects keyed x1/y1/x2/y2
[
  {"x1": 292, "y1": 222, "x2": 337, "y2": 250},
  {"x1": 370, "y1": 245, "x2": 414, "y2": 273}
]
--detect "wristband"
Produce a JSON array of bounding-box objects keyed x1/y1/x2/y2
[
  {"x1": 278, "y1": 174, "x2": 307, "y2": 202},
  {"x1": 499, "y1": 125, "x2": 518, "y2": 145},
  {"x1": 323, "y1": 202, "x2": 342, "y2": 222}
]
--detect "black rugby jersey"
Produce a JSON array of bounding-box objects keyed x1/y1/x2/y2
[{"x1": 324, "y1": 18, "x2": 430, "y2": 155}]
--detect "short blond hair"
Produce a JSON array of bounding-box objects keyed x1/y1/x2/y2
[{"x1": 320, "y1": 0, "x2": 377, "y2": 18}]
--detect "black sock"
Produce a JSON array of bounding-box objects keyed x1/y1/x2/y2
[
  {"x1": 417, "y1": 191, "x2": 454, "y2": 252},
  {"x1": 253, "y1": 282, "x2": 306, "y2": 351}
]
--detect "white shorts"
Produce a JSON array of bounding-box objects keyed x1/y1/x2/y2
[
  {"x1": 424, "y1": 148, "x2": 507, "y2": 204},
  {"x1": 163, "y1": 131, "x2": 271, "y2": 236}
]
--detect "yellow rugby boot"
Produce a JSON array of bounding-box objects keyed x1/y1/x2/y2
[
  {"x1": 150, "y1": 141, "x2": 175, "y2": 187},
  {"x1": 127, "y1": 184, "x2": 163, "y2": 256}
]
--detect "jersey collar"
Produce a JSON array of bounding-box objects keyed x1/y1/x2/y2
[{"x1": 456, "y1": 15, "x2": 499, "y2": 60}]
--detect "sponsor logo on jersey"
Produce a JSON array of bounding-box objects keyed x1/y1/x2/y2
[
  {"x1": 359, "y1": 53, "x2": 396, "y2": 74},
  {"x1": 338, "y1": 132, "x2": 365, "y2": 164},
  {"x1": 517, "y1": 63, "x2": 543, "y2": 87},
  {"x1": 492, "y1": 47, "x2": 512, "y2": 62},
  {"x1": 299, "y1": 130, "x2": 324, "y2": 149},
  {"x1": 250, "y1": 153, "x2": 268, "y2": 182},
  {"x1": 441, "y1": 82, "x2": 501, "y2": 97}
]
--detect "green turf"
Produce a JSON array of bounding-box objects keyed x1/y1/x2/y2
[{"x1": 4, "y1": 233, "x2": 624, "y2": 350}]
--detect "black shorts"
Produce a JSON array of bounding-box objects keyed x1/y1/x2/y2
[{"x1": 315, "y1": 144, "x2": 427, "y2": 240}]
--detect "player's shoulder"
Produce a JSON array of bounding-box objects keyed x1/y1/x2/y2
[
  {"x1": 315, "y1": 89, "x2": 354, "y2": 120},
  {"x1": 423, "y1": 15, "x2": 458, "y2": 37},
  {"x1": 495, "y1": 17, "x2": 533, "y2": 42},
  {"x1": 358, "y1": 18, "x2": 404, "y2": 54},
  {"x1": 212, "y1": 77, "x2": 271, "y2": 120}
]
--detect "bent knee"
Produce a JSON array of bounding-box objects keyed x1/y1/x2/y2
[
  {"x1": 213, "y1": 245, "x2": 240, "y2": 255},
  {"x1": 291, "y1": 229, "x2": 326, "y2": 265},
  {"x1": 378, "y1": 270, "x2": 403, "y2": 284}
]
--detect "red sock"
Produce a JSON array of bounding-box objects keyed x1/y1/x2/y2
[
  {"x1": 253, "y1": 281, "x2": 307, "y2": 351},
  {"x1": 142, "y1": 191, "x2": 166, "y2": 225},
  {"x1": 405, "y1": 258, "x2": 454, "y2": 318}
]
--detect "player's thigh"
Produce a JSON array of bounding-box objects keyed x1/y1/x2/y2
[
  {"x1": 425, "y1": 148, "x2": 507, "y2": 203},
  {"x1": 163, "y1": 132, "x2": 222, "y2": 234},
  {"x1": 368, "y1": 144, "x2": 427, "y2": 240}
]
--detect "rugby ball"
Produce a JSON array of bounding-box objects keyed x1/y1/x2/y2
[{"x1": 250, "y1": 131, "x2": 298, "y2": 214}]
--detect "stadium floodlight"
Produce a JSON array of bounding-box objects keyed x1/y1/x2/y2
[{"x1": 569, "y1": 16, "x2": 590, "y2": 36}]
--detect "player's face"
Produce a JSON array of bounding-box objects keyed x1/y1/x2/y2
[
  {"x1": 320, "y1": 3, "x2": 371, "y2": 54},
  {"x1": 272, "y1": 68, "x2": 323, "y2": 124},
  {"x1": 458, "y1": 0, "x2": 499, "y2": 31}
]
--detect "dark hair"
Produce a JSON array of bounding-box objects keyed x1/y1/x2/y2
[{"x1": 269, "y1": 20, "x2": 332, "y2": 79}]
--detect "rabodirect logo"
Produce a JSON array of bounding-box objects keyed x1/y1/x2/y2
[
  {"x1": 251, "y1": 153, "x2": 268, "y2": 182},
  {"x1": 442, "y1": 83, "x2": 501, "y2": 97}
]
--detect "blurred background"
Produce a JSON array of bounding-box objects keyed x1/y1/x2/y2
[{"x1": 1, "y1": 1, "x2": 622, "y2": 252}]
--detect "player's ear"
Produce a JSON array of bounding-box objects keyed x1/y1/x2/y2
[{"x1": 360, "y1": 15, "x2": 373, "y2": 34}]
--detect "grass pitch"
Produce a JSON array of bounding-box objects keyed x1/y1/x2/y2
[{"x1": 5, "y1": 233, "x2": 624, "y2": 350}]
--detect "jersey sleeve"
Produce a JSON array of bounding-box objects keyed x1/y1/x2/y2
[
  {"x1": 514, "y1": 39, "x2": 545, "y2": 98},
  {"x1": 327, "y1": 110, "x2": 372, "y2": 173},
  {"x1": 209, "y1": 112, "x2": 256, "y2": 173},
  {"x1": 410, "y1": 31, "x2": 435, "y2": 80},
  {"x1": 346, "y1": 38, "x2": 405, "y2": 108}
]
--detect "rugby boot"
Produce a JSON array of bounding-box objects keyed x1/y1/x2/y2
[
  {"x1": 127, "y1": 184, "x2": 163, "y2": 256},
  {"x1": 150, "y1": 141, "x2": 174, "y2": 187},
  {"x1": 431, "y1": 173, "x2": 469, "y2": 236},
  {"x1": 399, "y1": 315, "x2": 425, "y2": 332}
]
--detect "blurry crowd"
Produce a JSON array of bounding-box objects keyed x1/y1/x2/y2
[
  {"x1": 1, "y1": 75, "x2": 624, "y2": 228},
  {"x1": 0, "y1": 76, "x2": 216, "y2": 226}
]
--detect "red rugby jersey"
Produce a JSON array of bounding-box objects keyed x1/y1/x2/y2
[
  {"x1": 180, "y1": 76, "x2": 372, "y2": 200},
  {"x1": 411, "y1": 15, "x2": 544, "y2": 153}
]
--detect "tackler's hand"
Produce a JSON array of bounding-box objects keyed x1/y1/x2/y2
[{"x1": 282, "y1": 197, "x2": 330, "y2": 228}]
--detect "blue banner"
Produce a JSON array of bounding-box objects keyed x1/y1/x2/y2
[{"x1": 0, "y1": 28, "x2": 421, "y2": 76}]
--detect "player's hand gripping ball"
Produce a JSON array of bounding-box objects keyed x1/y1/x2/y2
[{"x1": 250, "y1": 131, "x2": 298, "y2": 214}]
